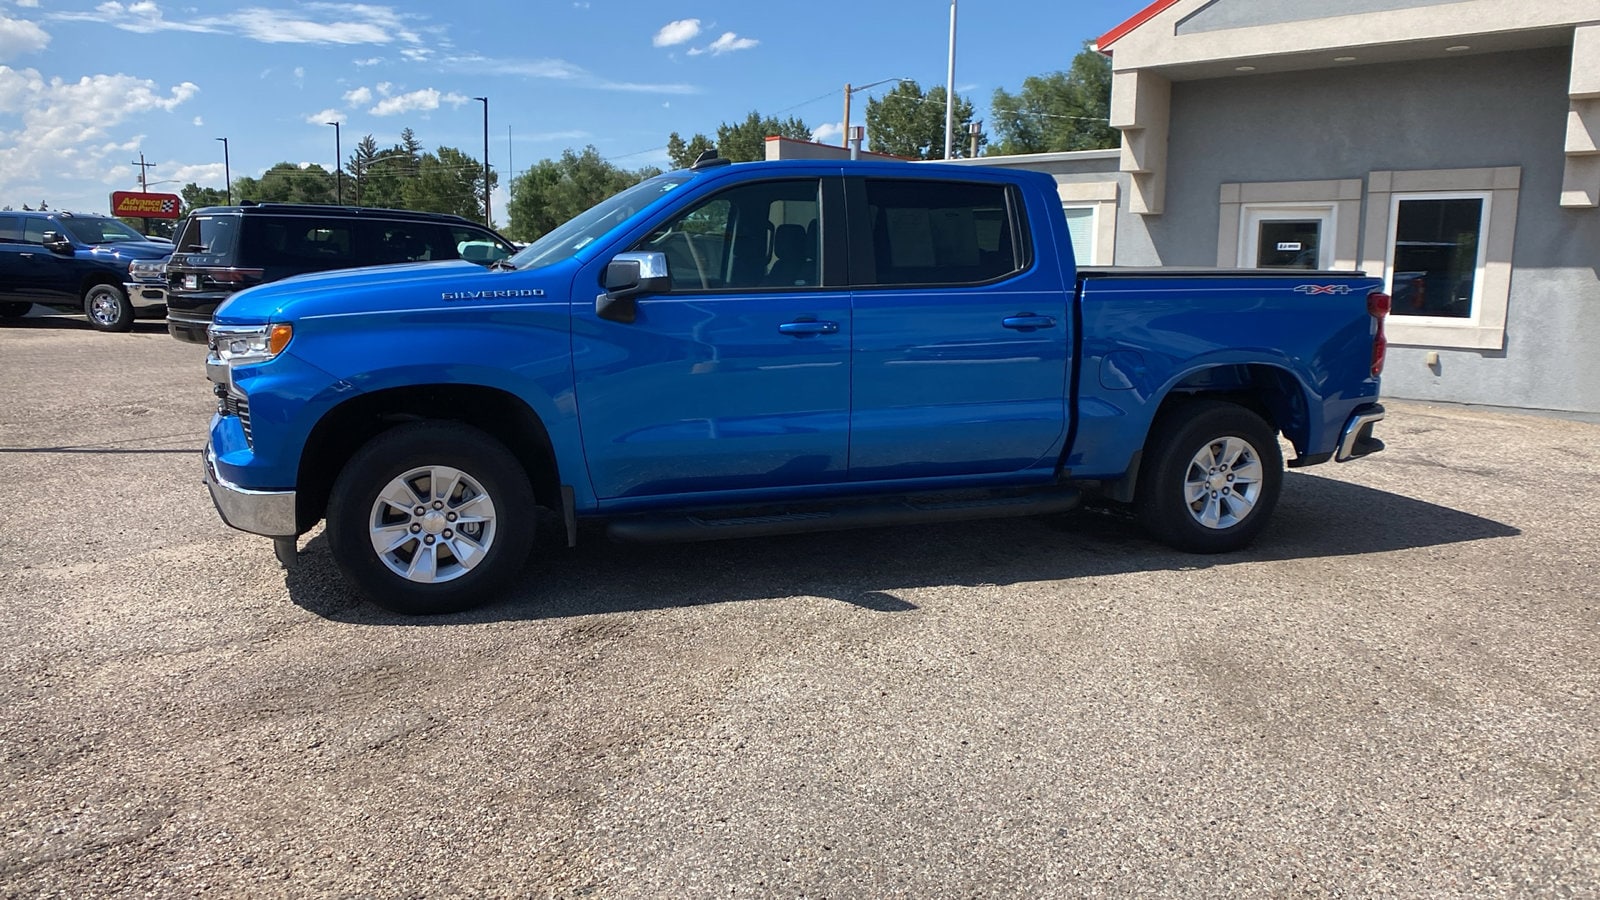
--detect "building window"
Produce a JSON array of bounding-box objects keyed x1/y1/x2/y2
[
  {"x1": 1385, "y1": 193, "x2": 1489, "y2": 321},
  {"x1": 1240, "y1": 205, "x2": 1335, "y2": 270},
  {"x1": 1360, "y1": 167, "x2": 1520, "y2": 351},
  {"x1": 1062, "y1": 205, "x2": 1097, "y2": 266},
  {"x1": 1217, "y1": 180, "x2": 1361, "y2": 271}
]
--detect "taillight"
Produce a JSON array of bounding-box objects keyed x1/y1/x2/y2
[{"x1": 1367, "y1": 291, "x2": 1390, "y2": 377}]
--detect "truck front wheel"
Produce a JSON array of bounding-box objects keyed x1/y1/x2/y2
[
  {"x1": 84, "y1": 283, "x2": 134, "y2": 332},
  {"x1": 326, "y1": 421, "x2": 536, "y2": 615},
  {"x1": 1136, "y1": 400, "x2": 1282, "y2": 553}
]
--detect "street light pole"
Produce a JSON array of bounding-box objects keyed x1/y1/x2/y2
[
  {"x1": 326, "y1": 120, "x2": 342, "y2": 204},
  {"x1": 944, "y1": 0, "x2": 958, "y2": 160},
  {"x1": 215, "y1": 137, "x2": 231, "y2": 205},
  {"x1": 473, "y1": 96, "x2": 490, "y2": 226}
]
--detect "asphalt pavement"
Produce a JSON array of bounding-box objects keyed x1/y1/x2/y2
[{"x1": 1, "y1": 313, "x2": 1596, "y2": 897}]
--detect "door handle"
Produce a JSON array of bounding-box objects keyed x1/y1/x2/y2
[
  {"x1": 1003, "y1": 314, "x2": 1056, "y2": 330},
  {"x1": 19, "y1": 252, "x2": 34, "y2": 259},
  {"x1": 778, "y1": 320, "x2": 839, "y2": 336}
]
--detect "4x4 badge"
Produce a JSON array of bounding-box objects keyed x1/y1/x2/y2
[{"x1": 1293, "y1": 284, "x2": 1354, "y2": 295}]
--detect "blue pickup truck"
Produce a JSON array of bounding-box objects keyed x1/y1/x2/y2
[{"x1": 201, "y1": 155, "x2": 1389, "y2": 614}]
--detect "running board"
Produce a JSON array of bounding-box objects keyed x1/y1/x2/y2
[{"x1": 606, "y1": 488, "x2": 1082, "y2": 544}]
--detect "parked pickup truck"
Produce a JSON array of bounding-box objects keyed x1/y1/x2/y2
[{"x1": 201, "y1": 154, "x2": 1389, "y2": 615}]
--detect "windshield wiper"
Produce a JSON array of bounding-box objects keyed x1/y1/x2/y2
[{"x1": 489, "y1": 258, "x2": 516, "y2": 271}]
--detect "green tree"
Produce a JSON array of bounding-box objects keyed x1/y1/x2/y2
[
  {"x1": 666, "y1": 131, "x2": 715, "y2": 169},
  {"x1": 667, "y1": 112, "x2": 811, "y2": 168},
  {"x1": 988, "y1": 44, "x2": 1116, "y2": 154},
  {"x1": 402, "y1": 145, "x2": 495, "y2": 222},
  {"x1": 180, "y1": 182, "x2": 228, "y2": 211},
  {"x1": 865, "y1": 80, "x2": 981, "y2": 159},
  {"x1": 233, "y1": 162, "x2": 337, "y2": 204},
  {"x1": 504, "y1": 145, "x2": 658, "y2": 242}
]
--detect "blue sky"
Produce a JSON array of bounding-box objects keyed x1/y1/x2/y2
[{"x1": 0, "y1": 0, "x2": 1150, "y2": 223}]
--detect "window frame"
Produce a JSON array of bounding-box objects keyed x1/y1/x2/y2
[
  {"x1": 1359, "y1": 167, "x2": 1521, "y2": 351},
  {"x1": 1238, "y1": 203, "x2": 1336, "y2": 271},
  {"x1": 1382, "y1": 190, "x2": 1492, "y2": 327}
]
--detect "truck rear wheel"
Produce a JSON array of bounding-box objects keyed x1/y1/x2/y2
[
  {"x1": 1136, "y1": 400, "x2": 1282, "y2": 553},
  {"x1": 326, "y1": 421, "x2": 536, "y2": 615},
  {"x1": 84, "y1": 283, "x2": 134, "y2": 332}
]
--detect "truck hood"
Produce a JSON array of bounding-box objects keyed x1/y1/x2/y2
[
  {"x1": 92, "y1": 241, "x2": 172, "y2": 263},
  {"x1": 213, "y1": 260, "x2": 557, "y2": 324}
]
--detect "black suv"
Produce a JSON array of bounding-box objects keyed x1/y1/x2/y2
[
  {"x1": 164, "y1": 204, "x2": 516, "y2": 343},
  {"x1": 0, "y1": 210, "x2": 173, "y2": 331}
]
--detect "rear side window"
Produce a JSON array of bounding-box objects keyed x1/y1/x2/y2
[
  {"x1": 362, "y1": 220, "x2": 453, "y2": 264},
  {"x1": 176, "y1": 214, "x2": 240, "y2": 257},
  {"x1": 860, "y1": 179, "x2": 1024, "y2": 287},
  {"x1": 0, "y1": 216, "x2": 21, "y2": 242},
  {"x1": 239, "y1": 218, "x2": 353, "y2": 268}
]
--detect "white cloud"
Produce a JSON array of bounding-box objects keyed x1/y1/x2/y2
[
  {"x1": 376, "y1": 81, "x2": 393, "y2": 95},
  {"x1": 354, "y1": 56, "x2": 382, "y2": 67},
  {"x1": 445, "y1": 53, "x2": 696, "y2": 94},
  {"x1": 293, "y1": 66, "x2": 305, "y2": 87},
  {"x1": 0, "y1": 14, "x2": 51, "y2": 59},
  {"x1": 52, "y1": 2, "x2": 424, "y2": 47},
  {"x1": 652, "y1": 18, "x2": 700, "y2": 47},
  {"x1": 168, "y1": 161, "x2": 224, "y2": 185},
  {"x1": 192, "y1": 115, "x2": 203, "y2": 126},
  {"x1": 0, "y1": 66, "x2": 198, "y2": 208},
  {"x1": 344, "y1": 85, "x2": 371, "y2": 106},
  {"x1": 305, "y1": 107, "x2": 345, "y2": 125},
  {"x1": 16, "y1": 0, "x2": 41, "y2": 8},
  {"x1": 702, "y1": 32, "x2": 758, "y2": 55},
  {"x1": 368, "y1": 87, "x2": 468, "y2": 117},
  {"x1": 811, "y1": 122, "x2": 843, "y2": 144}
]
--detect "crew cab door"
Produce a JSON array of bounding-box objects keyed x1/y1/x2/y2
[
  {"x1": 845, "y1": 176, "x2": 1070, "y2": 480},
  {"x1": 572, "y1": 175, "x2": 852, "y2": 500}
]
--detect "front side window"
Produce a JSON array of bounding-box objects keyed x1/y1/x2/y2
[
  {"x1": 448, "y1": 226, "x2": 513, "y2": 264},
  {"x1": 1386, "y1": 193, "x2": 1488, "y2": 320},
  {"x1": 634, "y1": 179, "x2": 820, "y2": 291},
  {"x1": 861, "y1": 179, "x2": 1022, "y2": 287},
  {"x1": 59, "y1": 216, "x2": 146, "y2": 245}
]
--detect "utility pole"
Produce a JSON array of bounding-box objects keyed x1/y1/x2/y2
[
  {"x1": 842, "y1": 83, "x2": 853, "y2": 148},
  {"x1": 507, "y1": 125, "x2": 514, "y2": 206},
  {"x1": 131, "y1": 153, "x2": 156, "y2": 191},
  {"x1": 474, "y1": 97, "x2": 490, "y2": 226},
  {"x1": 326, "y1": 121, "x2": 343, "y2": 204},
  {"x1": 944, "y1": 0, "x2": 958, "y2": 160}
]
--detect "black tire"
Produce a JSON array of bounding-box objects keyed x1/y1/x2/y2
[
  {"x1": 83, "y1": 283, "x2": 134, "y2": 332},
  {"x1": 0, "y1": 302, "x2": 31, "y2": 319},
  {"x1": 1135, "y1": 400, "x2": 1283, "y2": 554},
  {"x1": 326, "y1": 421, "x2": 536, "y2": 615}
]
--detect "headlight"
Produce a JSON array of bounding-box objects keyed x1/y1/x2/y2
[{"x1": 208, "y1": 323, "x2": 293, "y2": 363}]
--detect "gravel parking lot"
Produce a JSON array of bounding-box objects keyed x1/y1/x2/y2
[{"x1": 2, "y1": 313, "x2": 1597, "y2": 897}]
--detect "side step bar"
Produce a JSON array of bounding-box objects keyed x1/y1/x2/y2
[{"x1": 606, "y1": 488, "x2": 1082, "y2": 544}]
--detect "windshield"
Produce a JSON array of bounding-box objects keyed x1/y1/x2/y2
[
  {"x1": 60, "y1": 216, "x2": 148, "y2": 245},
  {"x1": 508, "y1": 174, "x2": 692, "y2": 270}
]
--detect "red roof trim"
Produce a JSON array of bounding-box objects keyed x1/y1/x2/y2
[{"x1": 1096, "y1": 0, "x2": 1184, "y2": 51}]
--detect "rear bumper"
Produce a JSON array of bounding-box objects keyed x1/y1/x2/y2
[
  {"x1": 203, "y1": 445, "x2": 297, "y2": 537},
  {"x1": 1336, "y1": 403, "x2": 1386, "y2": 462}
]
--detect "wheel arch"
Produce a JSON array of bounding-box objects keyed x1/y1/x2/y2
[{"x1": 295, "y1": 383, "x2": 562, "y2": 534}]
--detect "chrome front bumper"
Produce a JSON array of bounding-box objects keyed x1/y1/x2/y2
[
  {"x1": 203, "y1": 446, "x2": 297, "y2": 537},
  {"x1": 124, "y1": 281, "x2": 168, "y2": 312},
  {"x1": 1336, "y1": 404, "x2": 1386, "y2": 462}
]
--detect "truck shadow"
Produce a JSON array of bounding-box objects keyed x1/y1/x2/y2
[
  {"x1": 1, "y1": 314, "x2": 167, "y2": 335},
  {"x1": 284, "y1": 471, "x2": 1519, "y2": 625}
]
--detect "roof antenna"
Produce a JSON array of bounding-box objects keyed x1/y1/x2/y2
[{"x1": 691, "y1": 148, "x2": 732, "y2": 170}]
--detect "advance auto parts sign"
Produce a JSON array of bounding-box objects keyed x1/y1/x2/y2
[{"x1": 110, "y1": 191, "x2": 181, "y2": 219}]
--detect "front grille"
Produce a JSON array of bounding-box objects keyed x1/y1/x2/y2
[{"x1": 221, "y1": 393, "x2": 253, "y2": 445}]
